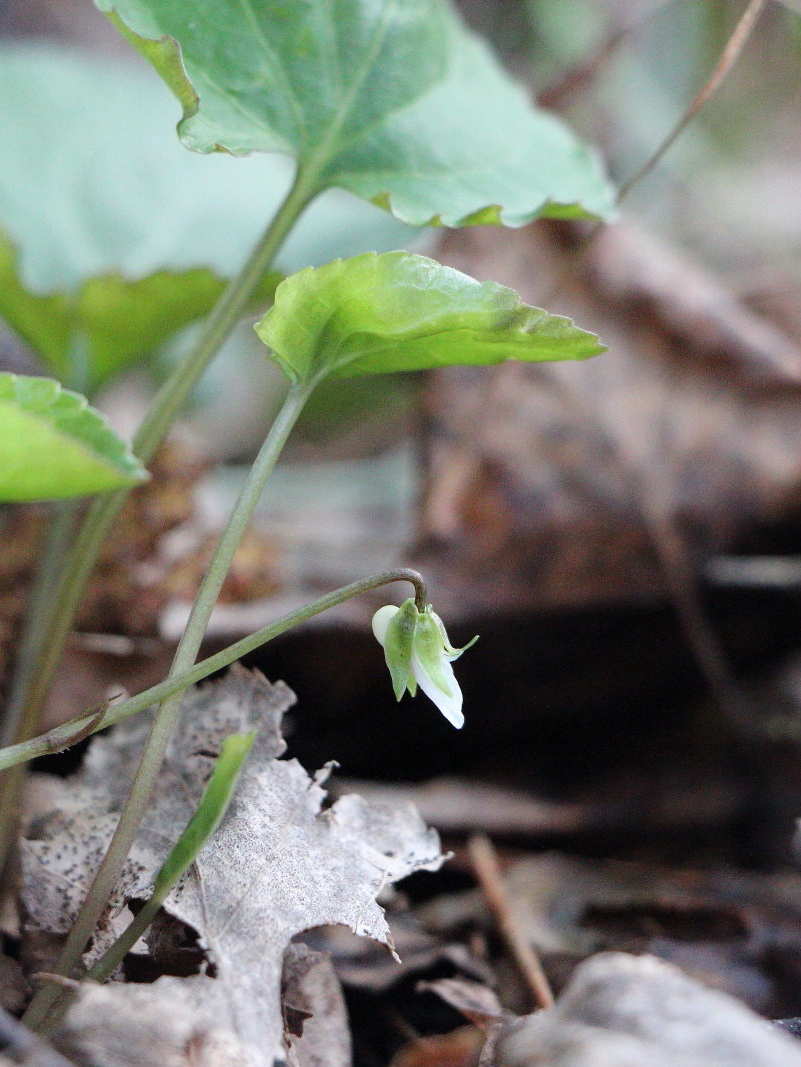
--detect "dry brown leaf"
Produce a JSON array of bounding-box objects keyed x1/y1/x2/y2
[
  {"x1": 419, "y1": 851, "x2": 801, "y2": 1014},
  {"x1": 51, "y1": 980, "x2": 251, "y2": 1067},
  {"x1": 389, "y1": 1026, "x2": 485, "y2": 1067},
  {"x1": 416, "y1": 978, "x2": 505, "y2": 1029},
  {"x1": 282, "y1": 942, "x2": 351, "y2": 1067},
  {"x1": 22, "y1": 669, "x2": 443, "y2": 1066}
]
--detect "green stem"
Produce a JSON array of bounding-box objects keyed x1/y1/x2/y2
[
  {"x1": 0, "y1": 568, "x2": 427, "y2": 773},
  {"x1": 1, "y1": 502, "x2": 76, "y2": 748},
  {"x1": 24, "y1": 380, "x2": 313, "y2": 1033},
  {"x1": 0, "y1": 503, "x2": 77, "y2": 875},
  {"x1": 0, "y1": 171, "x2": 316, "y2": 875},
  {"x1": 85, "y1": 731, "x2": 255, "y2": 986}
]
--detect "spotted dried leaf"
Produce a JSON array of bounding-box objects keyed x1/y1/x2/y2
[{"x1": 22, "y1": 669, "x2": 443, "y2": 1066}]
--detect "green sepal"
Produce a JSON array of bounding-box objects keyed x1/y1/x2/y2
[
  {"x1": 434, "y1": 613, "x2": 479, "y2": 660},
  {"x1": 414, "y1": 611, "x2": 455, "y2": 699},
  {"x1": 383, "y1": 598, "x2": 418, "y2": 701}
]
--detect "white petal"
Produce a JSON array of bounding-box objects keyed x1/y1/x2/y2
[
  {"x1": 371, "y1": 605, "x2": 399, "y2": 647},
  {"x1": 411, "y1": 652, "x2": 464, "y2": 729}
]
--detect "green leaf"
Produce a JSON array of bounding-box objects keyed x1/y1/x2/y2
[
  {"x1": 0, "y1": 373, "x2": 148, "y2": 502},
  {"x1": 254, "y1": 251, "x2": 605, "y2": 385},
  {"x1": 95, "y1": 0, "x2": 614, "y2": 226},
  {"x1": 153, "y1": 730, "x2": 255, "y2": 896},
  {"x1": 0, "y1": 45, "x2": 413, "y2": 392},
  {"x1": 85, "y1": 728, "x2": 256, "y2": 985},
  {"x1": 0, "y1": 229, "x2": 233, "y2": 390}
]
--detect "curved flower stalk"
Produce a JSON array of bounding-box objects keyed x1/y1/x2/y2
[{"x1": 372, "y1": 599, "x2": 477, "y2": 728}]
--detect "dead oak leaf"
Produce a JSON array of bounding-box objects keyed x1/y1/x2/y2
[{"x1": 22, "y1": 669, "x2": 443, "y2": 1066}]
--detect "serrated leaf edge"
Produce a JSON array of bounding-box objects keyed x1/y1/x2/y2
[{"x1": 0, "y1": 372, "x2": 148, "y2": 493}]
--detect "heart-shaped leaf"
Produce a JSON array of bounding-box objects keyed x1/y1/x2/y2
[
  {"x1": 0, "y1": 373, "x2": 147, "y2": 501},
  {"x1": 96, "y1": 0, "x2": 614, "y2": 226},
  {"x1": 0, "y1": 45, "x2": 413, "y2": 392},
  {"x1": 254, "y1": 251, "x2": 605, "y2": 385}
]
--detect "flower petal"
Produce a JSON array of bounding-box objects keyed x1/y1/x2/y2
[
  {"x1": 431, "y1": 610, "x2": 478, "y2": 659},
  {"x1": 371, "y1": 605, "x2": 399, "y2": 647},
  {"x1": 411, "y1": 651, "x2": 464, "y2": 729}
]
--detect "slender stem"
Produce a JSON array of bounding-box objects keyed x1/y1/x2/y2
[
  {"x1": 11, "y1": 171, "x2": 315, "y2": 736},
  {"x1": 616, "y1": 0, "x2": 766, "y2": 205},
  {"x1": 0, "y1": 568, "x2": 428, "y2": 773},
  {"x1": 85, "y1": 731, "x2": 255, "y2": 986},
  {"x1": 82, "y1": 892, "x2": 164, "y2": 988},
  {"x1": 1, "y1": 502, "x2": 76, "y2": 748},
  {"x1": 24, "y1": 380, "x2": 313, "y2": 1032},
  {"x1": 468, "y1": 834, "x2": 554, "y2": 1010},
  {"x1": 0, "y1": 172, "x2": 316, "y2": 877},
  {"x1": 0, "y1": 503, "x2": 77, "y2": 873}
]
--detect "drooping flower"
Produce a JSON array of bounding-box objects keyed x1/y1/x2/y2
[{"x1": 371, "y1": 599, "x2": 477, "y2": 728}]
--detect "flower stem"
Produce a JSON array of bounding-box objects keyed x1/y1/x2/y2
[
  {"x1": 23, "y1": 379, "x2": 313, "y2": 1032},
  {"x1": 0, "y1": 171, "x2": 315, "y2": 876},
  {"x1": 0, "y1": 568, "x2": 427, "y2": 773}
]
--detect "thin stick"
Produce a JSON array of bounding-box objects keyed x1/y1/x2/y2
[
  {"x1": 616, "y1": 0, "x2": 767, "y2": 205},
  {"x1": 467, "y1": 834, "x2": 554, "y2": 1010},
  {"x1": 534, "y1": 0, "x2": 767, "y2": 313}
]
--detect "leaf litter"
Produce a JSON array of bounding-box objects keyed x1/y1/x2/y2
[{"x1": 20, "y1": 668, "x2": 443, "y2": 1066}]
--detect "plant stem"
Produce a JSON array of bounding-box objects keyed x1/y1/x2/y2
[
  {"x1": 0, "y1": 503, "x2": 77, "y2": 879},
  {"x1": 1, "y1": 502, "x2": 76, "y2": 749},
  {"x1": 0, "y1": 568, "x2": 427, "y2": 773},
  {"x1": 615, "y1": 0, "x2": 766, "y2": 205},
  {"x1": 24, "y1": 379, "x2": 313, "y2": 1032},
  {"x1": 0, "y1": 171, "x2": 316, "y2": 874}
]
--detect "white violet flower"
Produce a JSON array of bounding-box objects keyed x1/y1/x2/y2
[{"x1": 371, "y1": 598, "x2": 477, "y2": 729}]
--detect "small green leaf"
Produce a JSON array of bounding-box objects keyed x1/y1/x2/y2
[
  {"x1": 153, "y1": 730, "x2": 255, "y2": 896},
  {"x1": 95, "y1": 0, "x2": 614, "y2": 225},
  {"x1": 0, "y1": 373, "x2": 147, "y2": 502},
  {"x1": 254, "y1": 251, "x2": 604, "y2": 385},
  {"x1": 0, "y1": 236, "x2": 232, "y2": 391},
  {"x1": 77, "y1": 269, "x2": 281, "y2": 390},
  {"x1": 0, "y1": 231, "x2": 71, "y2": 371},
  {"x1": 85, "y1": 729, "x2": 256, "y2": 985}
]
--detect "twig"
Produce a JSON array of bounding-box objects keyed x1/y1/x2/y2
[
  {"x1": 467, "y1": 834, "x2": 554, "y2": 1010},
  {"x1": 616, "y1": 0, "x2": 767, "y2": 205},
  {"x1": 535, "y1": 0, "x2": 768, "y2": 310}
]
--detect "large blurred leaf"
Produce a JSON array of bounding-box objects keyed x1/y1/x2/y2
[
  {"x1": 255, "y1": 251, "x2": 604, "y2": 384},
  {"x1": 0, "y1": 229, "x2": 232, "y2": 390},
  {"x1": 0, "y1": 373, "x2": 147, "y2": 501},
  {"x1": 96, "y1": 0, "x2": 614, "y2": 226},
  {"x1": 0, "y1": 45, "x2": 414, "y2": 392}
]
